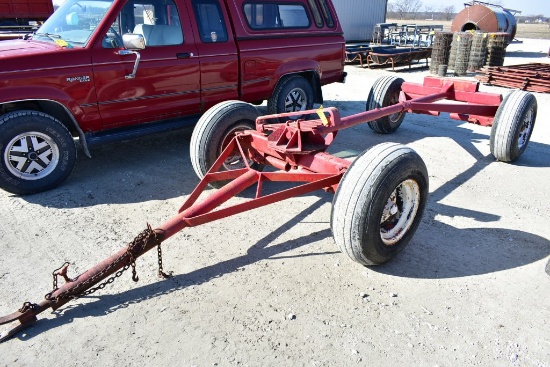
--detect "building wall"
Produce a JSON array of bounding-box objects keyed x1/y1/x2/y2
[{"x1": 332, "y1": 0, "x2": 388, "y2": 42}]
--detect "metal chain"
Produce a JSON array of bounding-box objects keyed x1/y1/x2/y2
[
  {"x1": 51, "y1": 261, "x2": 71, "y2": 293},
  {"x1": 157, "y1": 242, "x2": 172, "y2": 278},
  {"x1": 44, "y1": 225, "x2": 159, "y2": 302}
]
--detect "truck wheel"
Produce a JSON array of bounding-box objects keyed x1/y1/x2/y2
[
  {"x1": 331, "y1": 143, "x2": 428, "y2": 265},
  {"x1": 268, "y1": 75, "x2": 314, "y2": 122},
  {"x1": 366, "y1": 76, "x2": 405, "y2": 134},
  {"x1": 0, "y1": 111, "x2": 77, "y2": 195},
  {"x1": 490, "y1": 90, "x2": 537, "y2": 162},
  {"x1": 190, "y1": 101, "x2": 263, "y2": 189}
]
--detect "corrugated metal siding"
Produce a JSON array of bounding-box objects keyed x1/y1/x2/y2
[{"x1": 332, "y1": 0, "x2": 388, "y2": 42}]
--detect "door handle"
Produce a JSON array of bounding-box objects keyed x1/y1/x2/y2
[
  {"x1": 118, "y1": 49, "x2": 141, "y2": 79},
  {"x1": 177, "y1": 52, "x2": 193, "y2": 59}
]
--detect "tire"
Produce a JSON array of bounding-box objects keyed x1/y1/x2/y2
[
  {"x1": 190, "y1": 101, "x2": 262, "y2": 189},
  {"x1": 0, "y1": 110, "x2": 77, "y2": 195},
  {"x1": 267, "y1": 75, "x2": 314, "y2": 122},
  {"x1": 366, "y1": 76, "x2": 405, "y2": 134},
  {"x1": 331, "y1": 143, "x2": 429, "y2": 266},
  {"x1": 490, "y1": 90, "x2": 537, "y2": 162}
]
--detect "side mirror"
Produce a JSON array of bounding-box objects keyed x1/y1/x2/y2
[
  {"x1": 122, "y1": 33, "x2": 145, "y2": 50},
  {"x1": 66, "y1": 12, "x2": 79, "y2": 26}
]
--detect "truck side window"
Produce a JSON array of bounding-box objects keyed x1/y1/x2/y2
[
  {"x1": 192, "y1": 0, "x2": 228, "y2": 43},
  {"x1": 243, "y1": 2, "x2": 310, "y2": 29},
  {"x1": 316, "y1": 0, "x2": 334, "y2": 28},
  {"x1": 307, "y1": 0, "x2": 324, "y2": 28},
  {"x1": 103, "y1": 0, "x2": 184, "y2": 48}
]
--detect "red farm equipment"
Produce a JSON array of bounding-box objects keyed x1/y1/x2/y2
[
  {"x1": 0, "y1": 0, "x2": 53, "y2": 40},
  {"x1": 0, "y1": 0, "x2": 53, "y2": 27},
  {"x1": 0, "y1": 76, "x2": 537, "y2": 342}
]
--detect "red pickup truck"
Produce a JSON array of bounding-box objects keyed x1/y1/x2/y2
[{"x1": 0, "y1": 0, "x2": 346, "y2": 195}]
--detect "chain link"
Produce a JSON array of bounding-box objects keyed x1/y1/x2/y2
[
  {"x1": 157, "y1": 242, "x2": 172, "y2": 278},
  {"x1": 45, "y1": 225, "x2": 160, "y2": 302},
  {"x1": 51, "y1": 261, "x2": 72, "y2": 293}
]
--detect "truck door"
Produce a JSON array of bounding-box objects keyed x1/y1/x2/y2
[
  {"x1": 91, "y1": 0, "x2": 200, "y2": 128},
  {"x1": 185, "y1": 0, "x2": 238, "y2": 111}
]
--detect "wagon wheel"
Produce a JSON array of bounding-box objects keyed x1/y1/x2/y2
[
  {"x1": 366, "y1": 76, "x2": 405, "y2": 134},
  {"x1": 190, "y1": 101, "x2": 263, "y2": 189},
  {"x1": 490, "y1": 90, "x2": 537, "y2": 162},
  {"x1": 331, "y1": 143, "x2": 429, "y2": 265}
]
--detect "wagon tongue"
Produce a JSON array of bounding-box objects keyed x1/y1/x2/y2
[
  {"x1": 0, "y1": 301, "x2": 49, "y2": 342},
  {"x1": 0, "y1": 224, "x2": 164, "y2": 343}
]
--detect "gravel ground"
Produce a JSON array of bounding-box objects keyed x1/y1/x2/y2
[{"x1": 0, "y1": 39, "x2": 549, "y2": 366}]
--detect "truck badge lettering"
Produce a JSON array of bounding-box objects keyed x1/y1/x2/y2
[{"x1": 66, "y1": 76, "x2": 90, "y2": 83}]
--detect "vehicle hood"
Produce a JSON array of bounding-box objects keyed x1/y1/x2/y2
[
  {"x1": 0, "y1": 39, "x2": 90, "y2": 71},
  {"x1": 0, "y1": 39, "x2": 61, "y2": 57}
]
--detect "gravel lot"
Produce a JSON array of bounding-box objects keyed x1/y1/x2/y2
[{"x1": 0, "y1": 39, "x2": 549, "y2": 366}]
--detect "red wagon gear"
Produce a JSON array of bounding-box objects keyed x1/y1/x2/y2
[{"x1": 1, "y1": 76, "x2": 537, "y2": 342}]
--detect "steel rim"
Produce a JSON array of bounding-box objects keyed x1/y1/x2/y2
[
  {"x1": 388, "y1": 91, "x2": 403, "y2": 124},
  {"x1": 284, "y1": 87, "x2": 307, "y2": 115},
  {"x1": 219, "y1": 123, "x2": 253, "y2": 171},
  {"x1": 517, "y1": 106, "x2": 535, "y2": 150},
  {"x1": 4, "y1": 131, "x2": 59, "y2": 181},
  {"x1": 380, "y1": 179, "x2": 421, "y2": 246}
]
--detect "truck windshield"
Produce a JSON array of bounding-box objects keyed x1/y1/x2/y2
[{"x1": 35, "y1": 0, "x2": 115, "y2": 47}]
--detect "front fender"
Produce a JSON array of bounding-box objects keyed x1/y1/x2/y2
[{"x1": 0, "y1": 85, "x2": 100, "y2": 131}]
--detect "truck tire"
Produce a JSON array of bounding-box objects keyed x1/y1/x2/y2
[
  {"x1": 490, "y1": 90, "x2": 537, "y2": 162},
  {"x1": 190, "y1": 101, "x2": 262, "y2": 189},
  {"x1": 331, "y1": 143, "x2": 428, "y2": 265},
  {"x1": 0, "y1": 110, "x2": 77, "y2": 195},
  {"x1": 268, "y1": 75, "x2": 314, "y2": 122},
  {"x1": 366, "y1": 76, "x2": 405, "y2": 134}
]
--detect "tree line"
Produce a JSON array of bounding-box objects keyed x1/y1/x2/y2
[
  {"x1": 387, "y1": 0, "x2": 509, "y2": 21},
  {"x1": 387, "y1": 0, "x2": 456, "y2": 20}
]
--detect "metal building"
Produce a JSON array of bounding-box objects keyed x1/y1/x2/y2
[{"x1": 332, "y1": 0, "x2": 388, "y2": 42}]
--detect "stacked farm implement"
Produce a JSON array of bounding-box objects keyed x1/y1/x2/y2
[
  {"x1": 477, "y1": 63, "x2": 550, "y2": 93},
  {"x1": 0, "y1": 76, "x2": 538, "y2": 342}
]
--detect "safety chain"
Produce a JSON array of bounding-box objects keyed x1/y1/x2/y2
[
  {"x1": 157, "y1": 242, "x2": 172, "y2": 279},
  {"x1": 44, "y1": 225, "x2": 160, "y2": 302},
  {"x1": 50, "y1": 262, "x2": 70, "y2": 294}
]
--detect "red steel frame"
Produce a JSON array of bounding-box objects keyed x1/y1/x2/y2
[{"x1": 0, "y1": 76, "x2": 502, "y2": 342}]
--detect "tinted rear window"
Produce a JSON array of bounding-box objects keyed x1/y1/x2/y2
[
  {"x1": 317, "y1": 0, "x2": 334, "y2": 28},
  {"x1": 243, "y1": 2, "x2": 310, "y2": 29},
  {"x1": 307, "y1": 0, "x2": 324, "y2": 28}
]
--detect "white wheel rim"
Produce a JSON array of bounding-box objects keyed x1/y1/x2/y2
[
  {"x1": 388, "y1": 90, "x2": 403, "y2": 123},
  {"x1": 220, "y1": 124, "x2": 253, "y2": 171},
  {"x1": 284, "y1": 88, "x2": 307, "y2": 113},
  {"x1": 4, "y1": 131, "x2": 59, "y2": 180},
  {"x1": 517, "y1": 107, "x2": 535, "y2": 150},
  {"x1": 380, "y1": 179, "x2": 421, "y2": 246}
]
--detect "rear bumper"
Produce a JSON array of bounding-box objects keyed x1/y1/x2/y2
[{"x1": 339, "y1": 71, "x2": 347, "y2": 83}]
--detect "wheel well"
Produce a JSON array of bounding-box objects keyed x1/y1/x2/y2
[
  {"x1": 0, "y1": 100, "x2": 79, "y2": 137},
  {"x1": 279, "y1": 71, "x2": 323, "y2": 104}
]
